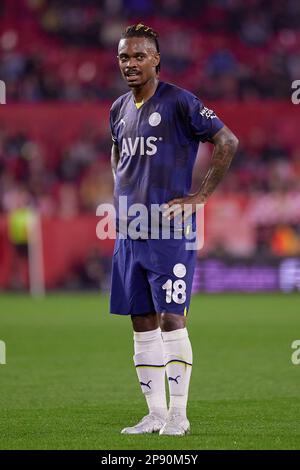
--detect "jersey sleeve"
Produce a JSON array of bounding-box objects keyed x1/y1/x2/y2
[
  {"x1": 109, "y1": 108, "x2": 118, "y2": 145},
  {"x1": 178, "y1": 91, "x2": 224, "y2": 143}
]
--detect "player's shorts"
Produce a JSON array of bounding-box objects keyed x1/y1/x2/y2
[{"x1": 110, "y1": 236, "x2": 196, "y2": 316}]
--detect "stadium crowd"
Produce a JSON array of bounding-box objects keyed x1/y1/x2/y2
[
  {"x1": 0, "y1": 0, "x2": 299, "y2": 101},
  {"x1": 1, "y1": 0, "x2": 300, "y2": 274},
  {"x1": 1, "y1": 117, "x2": 300, "y2": 211},
  {"x1": 1, "y1": 122, "x2": 300, "y2": 258},
  {"x1": 0, "y1": 125, "x2": 113, "y2": 217}
]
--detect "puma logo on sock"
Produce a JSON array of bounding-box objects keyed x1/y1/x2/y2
[
  {"x1": 140, "y1": 380, "x2": 152, "y2": 389},
  {"x1": 168, "y1": 375, "x2": 181, "y2": 384}
]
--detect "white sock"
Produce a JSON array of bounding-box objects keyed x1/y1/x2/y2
[
  {"x1": 162, "y1": 328, "x2": 193, "y2": 418},
  {"x1": 134, "y1": 327, "x2": 167, "y2": 418}
]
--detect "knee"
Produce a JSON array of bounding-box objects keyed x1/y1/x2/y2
[
  {"x1": 131, "y1": 313, "x2": 158, "y2": 332},
  {"x1": 159, "y1": 313, "x2": 186, "y2": 332}
]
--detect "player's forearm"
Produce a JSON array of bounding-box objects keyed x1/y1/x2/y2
[
  {"x1": 197, "y1": 127, "x2": 239, "y2": 202},
  {"x1": 111, "y1": 144, "x2": 120, "y2": 182}
]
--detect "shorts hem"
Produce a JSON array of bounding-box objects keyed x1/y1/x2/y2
[
  {"x1": 157, "y1": 307, "x2": 187, "y2": 316},
  {"x1": 110, "y1": 310, "x2": 157, "y2": 316}
]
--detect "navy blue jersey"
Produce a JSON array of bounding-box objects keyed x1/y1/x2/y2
[{"x1": 110, "y1": 81, "x2": 224, "y2": 234}]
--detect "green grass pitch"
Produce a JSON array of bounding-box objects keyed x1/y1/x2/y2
[{"x1": 0, "y1": 293, "x2": 300, "y2": 450}]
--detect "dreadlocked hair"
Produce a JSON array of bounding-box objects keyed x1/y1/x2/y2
[{"x1": 121, "y1": 23, "x2": 161, "y2": 73}]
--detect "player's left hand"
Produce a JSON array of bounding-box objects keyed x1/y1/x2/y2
[{"x1": 163, "y1": 194, "x2": 207, "y2": 221}]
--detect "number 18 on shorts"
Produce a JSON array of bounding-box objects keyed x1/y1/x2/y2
[{"x1": 110, "y1": 237, "x2": 196, "y2": 316}]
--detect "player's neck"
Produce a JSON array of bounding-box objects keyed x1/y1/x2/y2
[{"x1": 132, "y1": 77, "x2": 159, "y2": 104}]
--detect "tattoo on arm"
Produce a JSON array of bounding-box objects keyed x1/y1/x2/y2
[{"x1": 198, "y1": 126, "x2": 239, "y2": 201}]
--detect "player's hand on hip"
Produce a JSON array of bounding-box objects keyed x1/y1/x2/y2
[{"x1": 163, "y1": 194, "x2": 207, "y2": 221}]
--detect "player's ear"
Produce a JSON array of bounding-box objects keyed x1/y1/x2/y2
[{"x1": 152, "y1": 52, "x2": 160, "y2": 69}]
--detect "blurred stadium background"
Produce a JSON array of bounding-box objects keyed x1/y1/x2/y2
[
  {"x1": 1, "y1": 0, "x2": 300, "y2": 294},
  {"x1": 1, "y1": 0, "x2": 300, "y2": 451}
]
